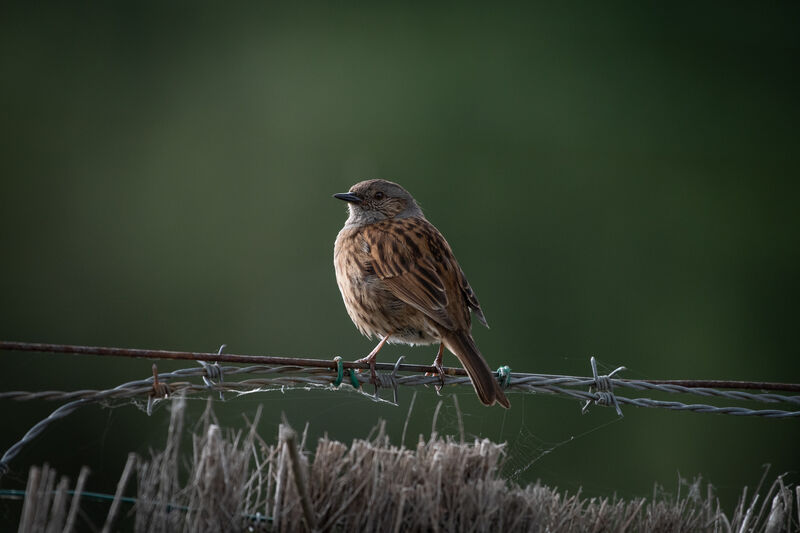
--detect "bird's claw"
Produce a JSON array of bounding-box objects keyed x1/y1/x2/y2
[
  {"x1": 354, "y1": 354, "x2": 378, "y2": 386},
  {"x1": 425, "y1": 361, "x2": 446, "y2": 395}
]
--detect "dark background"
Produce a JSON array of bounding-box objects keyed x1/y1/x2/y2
[{"x1": 1, "y1": 2, "x2": 798, "y2": 524}]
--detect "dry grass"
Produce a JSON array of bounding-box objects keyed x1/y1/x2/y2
[{"x1": 14, "y1": 397, "x2": 798, "y2": 532}]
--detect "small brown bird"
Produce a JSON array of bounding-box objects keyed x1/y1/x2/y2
[{"x1": 333, "y1": 179, "x2": 510, "y2": 408}]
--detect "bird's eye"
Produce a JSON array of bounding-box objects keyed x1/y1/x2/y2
[{"x1": 374, "y1": 191, "x2": 385, "y2": 200}]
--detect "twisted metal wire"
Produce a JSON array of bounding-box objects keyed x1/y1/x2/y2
[
  {"x1": 3, "y1": 363, "x2": 798, "y2": 406},
  {"x1": 1, "y1": 352, "x2": 799, "y2": 477}
]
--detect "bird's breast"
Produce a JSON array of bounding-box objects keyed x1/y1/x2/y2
[
  {"x1": 334, "y1": 227, "x2": 386, "y2": 337},
  {"x1": 334, "y1": 225, "x2": 438, "y2": 344}
]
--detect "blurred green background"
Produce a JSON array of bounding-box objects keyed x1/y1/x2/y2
[{"x1": 1, "y1": 1, "x2": 798, "y2": 523}]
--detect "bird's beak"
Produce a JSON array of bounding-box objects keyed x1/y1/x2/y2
[{"x1": 333, "y1": 192, "x2": 362, "y2": 204}]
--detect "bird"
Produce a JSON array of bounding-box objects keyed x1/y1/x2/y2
[{"x1": 333, "y1": 179, "x2": 510, "y2": 408}]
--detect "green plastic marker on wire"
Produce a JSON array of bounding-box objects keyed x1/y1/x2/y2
[
  {"x1": 332, "y1": 356, "x2": 344, "y2": 387},
  {"x1": 496, "y1": 365, "x2": 512, "y2": 389}
]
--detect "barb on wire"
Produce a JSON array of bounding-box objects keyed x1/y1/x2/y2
[
  {"x1": 371, "y1": 356, "x2": 405, "y2": 405},
  {"x1": 147, "y1": 364, "x2": 171, "y2": 416},
  {"x1": 582, "y1": 357, "x2": 625, "y2": 416},
  {"x1": 199, "y1": 345, "x2": 226, "y2": 400}
]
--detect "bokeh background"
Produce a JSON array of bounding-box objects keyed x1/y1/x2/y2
[{"x1": 1, "y1": 2, "x2": 798, "y2": 525}]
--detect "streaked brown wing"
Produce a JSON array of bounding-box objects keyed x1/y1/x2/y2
[{"x1": 363, "y1": 219, "x2": 459, "y2": 330}]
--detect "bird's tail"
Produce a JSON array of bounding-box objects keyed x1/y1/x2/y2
[{"x1": 442, "y1": 331, "x2": 510, "y2": 408}]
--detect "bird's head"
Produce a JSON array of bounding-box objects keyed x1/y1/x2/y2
[{"x1": 334, "y1": 179, "x2": 423, "y2": 226}]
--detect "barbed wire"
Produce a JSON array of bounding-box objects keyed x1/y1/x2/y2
[
  {"x1": 3, "y1": 341, "x2": 799, "y2": 391},
  {"x1": 1, "y1": 341, "x2": 798, "y2": 477},
  {"x1": 2, "y1": 364, "x2": 799, "y2": 408}
]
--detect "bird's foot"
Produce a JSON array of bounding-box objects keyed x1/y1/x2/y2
[
  {"x1": 354, "y1": 353, "x2": 378, "y2": 385},
  {"x1": 354, "y1": 334, "x2": 391, "y2": 386},
  {"x1": 424, "y1": 344, "x2": 446, "y2": 394},
  {"x1": 430, "y1": 360, "x2": 446, "y2": 394}
]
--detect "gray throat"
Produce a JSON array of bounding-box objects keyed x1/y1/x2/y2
[{"x1": 343, "y1": 203, "x2": 425, "y2": 229}]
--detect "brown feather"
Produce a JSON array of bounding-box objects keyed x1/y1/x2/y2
[
  {"x1": 368, "y1": 220, "x2": 467, "y2": 328},
  {"x1": 442, "y1": 331, "x2": 509, "y2": 408}
]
